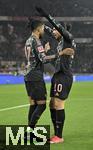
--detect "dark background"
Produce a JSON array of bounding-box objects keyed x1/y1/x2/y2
[
  {"x1": 0, "y1": 0, "x2": 93, "y2": 16},
  {"x1": 0, "y1": 0, "x2": 93, "y2": 74}
]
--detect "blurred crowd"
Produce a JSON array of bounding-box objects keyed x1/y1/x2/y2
[
  {"x1": 72, "y1": 44, "x2": 93, "y2": 73},
  {"x1": 0, "y1": 21, "x2": 93, "y2": 74},
  {"x1": 0, "y1": 23, "x2": 25, "y2": 61},
  {"x1": 0, "y1": 0, "x2": 93, "y2": 74}
]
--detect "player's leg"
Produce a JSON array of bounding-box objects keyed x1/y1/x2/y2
[
  {"x1": 24, "y1": 80, "x2": 47, "y2": 142},
  {"x1": 28, "y1": 97, "x2": 37, "y2": 125},
  {"x1": 30, "y1": 100, "x2": 46, "y2": 129},
  {"x1": 49, "y1": 98, "x2": 65, "y2": 143},
  {"x1": 29, "y1": 81, "x2": 47, "y2": 129},
  {"x1": 49, "y1": 74, "x2": 73, "y2": 143},
  {"x1": 50, "y1": 97, "x2": 55, "y2": 128},
  {"x1": 49, "y1": 75, "x2": 56, "y2": 133},
  {"x1": 25, "y1": 81, "x2": 37, "y2": 126},
  {"x1": 53, "y1": 98, "x2": 65, "y2": 138}
]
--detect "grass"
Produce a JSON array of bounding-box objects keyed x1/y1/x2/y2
[{"x1": 0, "y1": 82, "x2": 93, "y2": 150}]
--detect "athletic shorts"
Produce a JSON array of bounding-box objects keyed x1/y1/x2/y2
[
  {"x1": 25, "y1": 80, "x2": 47, "y2": 101},
  {"x1": 50, "y1": 72, "x2": 73, "y2": 100}
]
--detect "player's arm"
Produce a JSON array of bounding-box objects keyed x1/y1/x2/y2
[
  {"x1": 35, "y1": 44, "x2": 58, "y2": 63},
  {"x1": 62, "y1": 39, "x2": 76, "y2": 56},
  {"x1": 36, "y1": 7, "x2": 73, "y2": 41},
  {"x1": 25, "y1": 45, "x2": 31, "y2": 65},
  {"x1": 45, "y1": 48, "x2": 75, "y2": 58},
  {"x1": 68, "y1": 39, "x2": 76, "y2": 56},
  {"x1": 35, "y1": 44, "x2": 70, "y2": 63},
  {"x1": 44, "y1": 42, "x2": 51, "y2": 53},
  {"x1": 60, "y1": 48, "x2": 75, "y2": 56},
  {"x1": 35, "y1": 44, "x2": 75, "y2": 63},
  {"x1": 62, "y1": 38, "x2": 76, "y2": 56}
]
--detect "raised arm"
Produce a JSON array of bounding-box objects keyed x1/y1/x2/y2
[{"x1": 36, "y1": 7, "x2": 73, "y2": 41}]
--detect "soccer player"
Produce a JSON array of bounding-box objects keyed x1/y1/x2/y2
[
  {"x1": 36, "y1": 7, "x2": 76, "y2": 143},
  {"x1": 24, "y1": 18, "x2": 73, "y2": 139},
  {"x1": 49, "y1": 26, "x2": 76, "y2": 144}
]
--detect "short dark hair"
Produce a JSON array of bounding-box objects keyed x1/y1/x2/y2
[{"x1": 27, "y1": 18, "x2": 44, "y2": 31}]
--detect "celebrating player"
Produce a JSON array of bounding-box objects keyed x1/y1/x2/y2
[{"x1": 36, "y1": 7, "x2": 76, "y2": 143}]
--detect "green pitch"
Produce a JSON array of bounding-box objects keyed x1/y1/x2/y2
[{"x1": 0, "y1": 82, "x2": 93, "y2": 150}]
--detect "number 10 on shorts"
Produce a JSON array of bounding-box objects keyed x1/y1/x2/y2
[{"x1": 54, "y1": 83, "x2": 63, "y2": 93}]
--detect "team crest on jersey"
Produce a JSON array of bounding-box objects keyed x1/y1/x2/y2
[{"x1": 37, "y1": 46, "x2": 44, "y2": 52}]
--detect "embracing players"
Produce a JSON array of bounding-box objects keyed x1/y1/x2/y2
[{"x1": 24, "y1": 18, "x2": 73, "y2": 141}]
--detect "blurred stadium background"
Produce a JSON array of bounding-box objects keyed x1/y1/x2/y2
[
  {"x1": 0, "y1": 1, "x2": 93, "y2": 150},
  {"x1": 0, "y1": 0, "x2": 93, "y2": 77}
]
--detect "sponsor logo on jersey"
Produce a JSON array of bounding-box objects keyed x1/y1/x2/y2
[{"x1": 37, "y1": 46, "x2": 44, "y2": 52}]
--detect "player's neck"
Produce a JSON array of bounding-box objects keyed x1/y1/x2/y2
[{"x1": 32, "y1": 31, "x2": 39, "y2": 39}]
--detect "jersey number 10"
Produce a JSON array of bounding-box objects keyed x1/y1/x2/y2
[{"x1": 54, "y1": 83, "x2": 62, "y2": 93}]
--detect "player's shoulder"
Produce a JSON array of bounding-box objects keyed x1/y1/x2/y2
[
  {"x1": 25, "y1": 35, "x2": 34, "y2": 46},
  {"x1": 33, "y1": 36, "x2": 41, "y2": 46}
]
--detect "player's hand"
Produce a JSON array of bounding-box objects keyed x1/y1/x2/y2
[
  {"x1": 45, "y1": 42, "x2": 50, "y2": 52},
  {"x1": 63, "y1": 48, "x2": 74, "y2": 55},
  {"x1": 60, "y1": 48, "x2": 74, "y2": 56}
]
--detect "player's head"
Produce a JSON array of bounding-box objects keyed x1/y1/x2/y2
[
  {"x1": 52, "y1": 22, "x2": 66, "y2": 40},
  {"x1": 28, "y1": 18, "x2": 45, "y2": 37}
]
